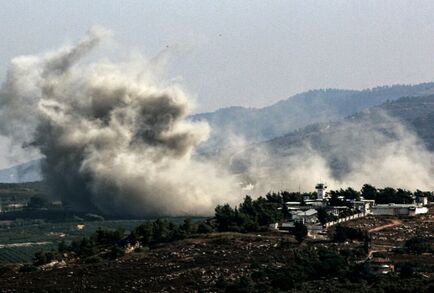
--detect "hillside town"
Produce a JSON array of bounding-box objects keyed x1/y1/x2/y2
[{"x1": 270, "y1": 183, "x2": 430, "y2": 237}]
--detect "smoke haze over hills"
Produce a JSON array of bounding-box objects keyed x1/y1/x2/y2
[
  {"x1": 230, "y1": 96, "x2": 434, "y2": 193},
  {"x1": 0, "y1": 28, "x2": 434, "y2": 217}
]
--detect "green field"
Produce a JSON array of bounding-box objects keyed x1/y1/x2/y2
[{"x1": 0, "y1": 217, "x2": 205, "y2": 264}]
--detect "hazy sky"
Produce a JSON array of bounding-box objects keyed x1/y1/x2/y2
[{"x1": 1, "y1": 0, "x2": 434, "y2": 112}]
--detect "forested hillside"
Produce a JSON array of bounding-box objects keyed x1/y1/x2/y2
[
  {"x1": 268, "y1": 95, "x2": 434, "y2": 152},
  {"x1": 193, "y1": 83, "x2": 434, "y2": 150}
]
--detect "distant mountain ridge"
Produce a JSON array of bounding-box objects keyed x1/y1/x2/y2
[
  {"x1": 266, "y1": 94, "x2": 434, "y2": 151},
  {"x1": 193, "y1": 83, "x2": 434, "y2": 150},
  {"x1": 0, "y1": 159, "x2": 41, "y2": 183},
  {"x1": 241, "y1": 94, "x2": 434, "y2": 180}
]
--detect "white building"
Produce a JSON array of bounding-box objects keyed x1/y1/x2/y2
[
  {"x1": 354, "y1": 200, "x2": 375, "y2": 214},
  {"x1": 315, "y1": 183, "x2": 327, "y2": 200},
  {"x1": 371, "y1": 204, "x2": 428, "y2": 216},
  {"x1": 292, "y1": 209, "x2": 318, "y2": 224},
  {"x1": 415, "y1": 196, "x2": 429, "y2": 206}
]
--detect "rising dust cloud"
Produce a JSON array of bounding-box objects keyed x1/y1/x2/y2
[
  {"x1": 0, "y1": 28, "x2": 433, "y2": 217},
  {"x1": 234, "y1": 112, "x2": 434, "y2": 194},
  {"x1": 0, "y1": 27, "x2": 240, "y2": 216}
]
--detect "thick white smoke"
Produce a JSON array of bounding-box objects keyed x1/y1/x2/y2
[
  {"x1": 232, "y1": 111, "x2": 434, "y2": 193},
  {"x1": 0, "y1": 27, "x2": 241, "y2": 216}
]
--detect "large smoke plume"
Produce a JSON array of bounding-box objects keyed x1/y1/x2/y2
[
  {"x1": 0, "y1": 28, "x2": 433, "y2": 217},
  {"x1": 0, "y1": 27, "x2": 240, "y2": 216}
]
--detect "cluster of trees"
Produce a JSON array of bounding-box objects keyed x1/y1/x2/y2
[
  {"x1": 214, "y1": 195, "x2": 313, "y2": 242},
  {"x1": 264, "y1": 191, "x2": 315, "y2": 204},
  {"x1": 127, "y1": 218, "x2": 213, "y2": 245},
  {"x1": 263, "y1": 185, "x2": 431, "y2": 210},
  {"x1": 34, "y1": 218, "x2": 215, "y2": 265},
  {"x1": 333, "y1": 225, "x2": 369, "y2": 243},
  {"x1": 34, "y1": 228, "x2": 127, "y2": 265},
  {"x1": 317, "y1": 207, "x2": 338, "y2": 224},
  {"x1": 326, "y1": 184, "x2": 433, "y2": 205},
  {"x1": 214, "y1": 196, "x2": 282, "y2": 232},
  {"x1": 404, "y1": 236, "x2": 433, "y2": 254},
  {"x1": 34, "y1": 193, "x2": 308, "y2": 266},
  {"x1": 26, "y1": 196, "x2": 50, "y2": 209},
  {"x1": 329, "y1": 187, "x2": 361, "y2": 205},
  {"x1": 361, "y1": 184, "x2": 432, "y2": 204}
]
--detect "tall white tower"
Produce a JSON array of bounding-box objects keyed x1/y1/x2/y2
[{"x1": 315, "y1": 183, "x2": 327, "y2": 200}]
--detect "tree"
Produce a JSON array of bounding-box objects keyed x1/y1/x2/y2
[
  {"x1": 361, "y1": 184, "x2": 377, "y2": 200},
  {"x1": 342, "y1": 187, "x2": 360, "y2": 201},
  {"x1": 27, "y1": 196, "x2": 49, "y2": 209},
  {"x1": 58, "y1": 240, "x2": 68, "y2": 253},
  {"x1": 197, "y1": 222, "x2": 214, "y2": 234},
  {"x1": 134, "y1": 222, "x2": 153, "y2": 245},
  {"x1": 333, "y1": 225, "x2": 365, "y2": 242},
  {"x1": 376, "y1": 187, "x2": 396, "y2": 204},
  {"x1": 396, "y1": 189, "x2": 413, "y2": 204},
  {"x1": 239, "y1": 196, "x2": 256, "y2": 218},
  {"x1": 214, "y1": 204, "x2": 237, "y2": 232},
  {"x1": 333, "y1": 225, "x2": 347, "y2": 242},
  {"x1": 93, "y1": 228, "x2": 123, "y2": 246},
  {"x1": 400, "y1": 262, "x2": 415, "y2": 278},
  {"x1": 293, "y1": 222, "x2": 308, "y2": 243},
  {"x1": 317, "y1": 207, "x2": 329, "y2": 225},
  {"x1": 329, "y1": 192, "x2": 346, "y2": 206},
  {"x1": 152, "y1": 219, "x2": 169, "y2": 242},
  {"x1": 181, "y1": 218, "x2": 194, "y2": 234},
  {"x1": 414, "y1": 190, "x2": 433, "y2": 202},
  {"x1": 108, "y1": 245, "x2": 125, "y2": 259},
  {"x1": 405, "y1": 237, "x2": 432, "y2": 254}
]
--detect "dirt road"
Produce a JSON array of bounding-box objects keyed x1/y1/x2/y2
[{"x1": 368, "y1": 218, "x2": 402, "y2": 233}]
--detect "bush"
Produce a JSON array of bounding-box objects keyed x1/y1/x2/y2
[
  {"x1": 399, "y1": 262, "x2": 415, "y2": 278},
  {"x1": 27, "y1": 196, "x2": 49, "y2": 209},
  {"x1": 294, "y1": 222, "x2": 308, "y2": 243},
  {"x1": 333, "y1": 225, "x2": 366, "y2": 242},
  {"x1": 108, "y1": 245, "x2": 124, "y2": 259},
  {"x1": 93, "y1": 228, "x2": 123, "y2": 246},
  {"x1": 133, "y1": 246, "x2": 149, "y2": 253},
  {"x1": 19, "y1": 264, "x2": 37, "y2": 272},
  {"x1": 404, "y1": 237, "x2": 432, "y2": 254},
  {"x1": 197, "y1": 223, "x2": 214, "y2": 234},
  {"x1": 84, "y1": 255, "x2": 103, "y2": 264},
  {"x1": 33, "y1": 250, "x2": 58, "y2": 266}
]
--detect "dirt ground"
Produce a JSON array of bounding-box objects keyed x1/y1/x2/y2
[
  {"x1": 344, "y1": 205, "x2": 434, "y2": 273},
  {"x1": 343, "y1": 206, "x2": 433, "y2": 248},
  {"x1": 0, "y1": 233, "x2": 304, "y2": 292}
]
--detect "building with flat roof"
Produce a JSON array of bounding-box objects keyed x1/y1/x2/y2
[
  {"x1": 291, "y1": 209, "x2": 318, "y2": 224},
  {"x1": 371, "y1": 203, "x2": 428, "y2": 216}
]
